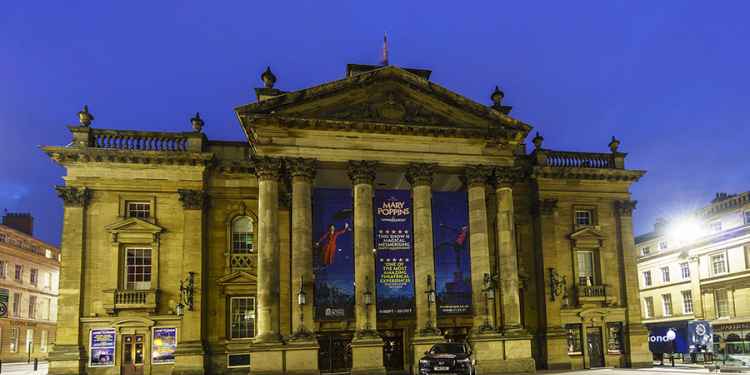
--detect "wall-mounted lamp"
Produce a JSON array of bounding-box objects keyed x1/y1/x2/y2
[
  {"x1": 421, "y1": 274, "x2": 440, "y2": 335},
  {"x1": 291, "y1": 275, "x2": 313, "y2": 340},
  {"x1": 175, "y1": 272, "x2": 195, "y2": 317}
]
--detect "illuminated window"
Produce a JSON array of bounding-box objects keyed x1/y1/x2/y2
[
  {"x1": 711, "y1": 253, "x2": 728, "y2": 275},
  {"x1": 715, "y1": 290, "x2": 730, "y2": 318},
  {"x1": 644, "y1": 297, "x2": 654, "y2": 318},
  {"x1": 576, "y1": 251, "x2": 595, "y2": 286},
  {"x1": 565, "y1": 324, "x2": 583, "y2": 354},
  {"x1": 125, "y1": 248, "x2": 152, "y2": 290},
  {"x1": 680, "y1": 262, "x2": 690, "y2": 279},
  {"x1": 643, "y1": 271, "x2": 652, "y2": 287},
  {"x1": 575, "y1": 210, "x2": 593, "y2": 226},
  {"x1": 661, "y1": 266, "x2": 670, "y2": 283},
  {"x1": 662, "y1": 294, "x2": 673, "y2": 316},
  {"x1": 231, "y1": 217, "x2": 254, "y2": 253},
  {"x1": 682, "y1": 290, "x2": 693, "y2": 314},
  {"x1": 229, "y1": 297, "x2": 255, "y2": 339},
  {"x1": 126, "y1": 201, "x2": 151, "y2": 218},
  {"x1": 607, "y1": 323, "x2": 624, "y2": 354}
]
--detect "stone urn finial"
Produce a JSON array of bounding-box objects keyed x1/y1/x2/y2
[
  {"x1": 609, "y1": 136, "x2": 621, "y2": 153},
  {"x1": 261, "y1": 66, "x2": 277, "y2": 89},
  {"x1": 491, "y1": 85, "x2": 504, "y2": 107},
  {"x1": 532, "y1": 132, "x2": 544, "y2": 150},
  {"x1": 77, "y1": 105, "x2": 94, "y2": 127},
  {"x1": 191, "y1": 112, "x2": 204, "y2": 132}
]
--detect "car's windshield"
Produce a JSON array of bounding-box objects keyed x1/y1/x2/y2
[{"x1": 430, "y1": 343, "x2": 466, "y2": 354}]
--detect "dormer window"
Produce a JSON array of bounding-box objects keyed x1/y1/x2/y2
[
  {"x1": 126, "y1": 202, "x2": 151, "y2": 219},
  {"x1": 575, "y1": 210, "x2": 594, "y2": 226}
]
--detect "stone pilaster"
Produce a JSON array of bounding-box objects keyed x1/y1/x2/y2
[
  {"x1": 494, "y1": 167, "x2": 524, "y2": 332},
  {"x1": 48, "y1": 186, "x2": 90, "y2": 375},
  {"x1": 464, "y1": 165, "x2": 496, "y2": 333},
  {"x1": 614, "y1": 199, "x2": 651, "y2": 367},
  {"x1": 406, "y1": 163, "x2": 444, "y2": 375},
  {"x1": 286, "y1": 157, "x2": 320, "y2": 374},
  {"x1": 347, "y1": 160, "x2": 385, "y2": 375},
  {"x1": 174, "y1": 189, "x2": 208, "y2": 375},
  {"x1": 688, "y1": 256, "x2": 704, "y2": 318}
]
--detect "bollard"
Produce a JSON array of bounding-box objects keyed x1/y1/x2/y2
[{"x1": 34, "y1": 358, "x2": 38, "y2": 371}]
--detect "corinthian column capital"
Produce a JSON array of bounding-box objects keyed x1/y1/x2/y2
[
  {"x1": 55, "y1": 186, "x2": 91, "y2": 207},
  {"x1": 463, "y1": 165, "x2": 492, "y2": 187},
  {"x1": 494, "y1": 166, "x2": 526, "y2": 186},
  {"x1": 287, "y1": 157, "x2": 318, "y2": 181},
  {"x1": 347, "y1": 160, "x2": 378, "y2": 185},
  {"x1": 405, "y1": 163, "x2": 436, "y2": 187},
  {"x1": 615, "y1": 200, "x2": 637, "y2": 217},
  {"x1": 254, "y1": 156, "x2": 283, "y2": 181}
]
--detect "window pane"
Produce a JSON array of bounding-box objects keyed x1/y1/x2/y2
[
  {"x1": 232, "y1": 217, "x2": 254, "y2": 254},
  {"x1": 230, "y1": 297, "x2": 255, "y2": 339},
  {"x1": 126, "y1": 248, "x2": 152, "y2": 290}
]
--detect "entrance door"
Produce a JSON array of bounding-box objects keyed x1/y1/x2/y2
[
  {"x1": 121, "y1": 334, "x2": 145, "y2": 375},
  {"x1": 318, "y1": 332, "x2": 353, "y2": 374},
  {"x1": 382, "y1": 330, "x2": 404, "y2": 372},
  {"x1": 587, "y1": 328, "x2": 605, "y2": 368}
]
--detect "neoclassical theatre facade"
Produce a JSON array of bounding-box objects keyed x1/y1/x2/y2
[{"x1": 43, "y1": 63, "x2": 651, "y2": 375}]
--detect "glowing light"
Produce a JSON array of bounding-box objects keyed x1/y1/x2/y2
[{"x1": 666, "y1": 216, "x2": 704, "y2": 245}]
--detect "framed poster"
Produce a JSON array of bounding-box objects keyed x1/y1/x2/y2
[
  {"x1": 152, "y1": 327, "x2": 177, "y2": 364},
  {"x1": 89, "y1": 328, "x2": 116, "y2": 367}
]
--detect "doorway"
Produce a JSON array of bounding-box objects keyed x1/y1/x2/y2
[
  {"x1": 382, "y1": 330, "x2": 404, "y2": 372},
  {"x1": 587, "y1": 327, "x2": 605, "y2": 368},
  {"x1": 318, "y1": 332, "x2": 353, "y2": 374},
  {"x1": 121, "y1": 334, "x2": 145, "y2": 375}
]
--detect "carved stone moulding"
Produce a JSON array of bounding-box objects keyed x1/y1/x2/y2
[
  {"x1": 494, "y1": 166, "x2": 527, "y2": 186},
  {"x1": 56, "y1": 186, "x2": 91, "y2": 207},
  {"x1": 286, "y1": 157, "x2": 318, "y2": 181},
  {"x1": 178, "y1": 189, "x2": 208, "y2": 210},
  {"x1": 614, "y1": 200, "x2": 637, "y2": 217},
  {"x1": 462, "y1": 164, "x2": 493, "y2": 187},
  {"x1": 43, "y1": 149, "x2": 214, "y2": 167},
  {"x1": 405, "y1": 162, "x2": 436, "y2": 187},
  {"x1": 253, "y1": 156, "x2": 284, "y2": 181},
  {"x1": 347, "y1": 160, "x2": 378, "y2": 185}
]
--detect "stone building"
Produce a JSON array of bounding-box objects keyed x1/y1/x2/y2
[
  {"x1": 43, "y1": 63, "x2": 650, "y2": 374},
  {"x1": 0, "y1": 212, "x2": 60, "y2": 362},
  {"x1": 636, "y1": 191, "x2": 750, "y2": 357}
]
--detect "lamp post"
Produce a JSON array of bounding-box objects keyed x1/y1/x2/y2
[
  {"x1": 421, "y1": 274, "x2": 439, "y2": 336},
  {"x1": 175, "y1": 272, "x2": 195, "y2": 317},
  {"x1": 479, "y1": 273, "x2": 496, "y2": 333}
]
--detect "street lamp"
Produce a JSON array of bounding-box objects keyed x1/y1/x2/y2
[
  {"x1": 175, "y1": 272, "x2": 195, "y2": 317},
  {"x1": 421, "y1": 274, "x2": 440, "y2": 336},
  {"x1": 291, "y1": 275, "x2": 312, "y2": 340}
]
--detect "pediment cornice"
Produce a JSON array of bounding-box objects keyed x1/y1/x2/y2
[{"x1": 105, "y1": 217, "x2": 165, "y2": 234}]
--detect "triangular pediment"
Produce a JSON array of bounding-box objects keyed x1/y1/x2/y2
[
  {"x1": 236, "y1": 66, "x2": 530, "y2": 140},
  {"x1": 105, "y1": 217, "x2": 164, "y2": 234},
  {"x1": 569, "y1": 226, "x2": 606, "y2": 240},
  {"x1": 217, "y1": 271, "x2": 257, "y2": 286}
]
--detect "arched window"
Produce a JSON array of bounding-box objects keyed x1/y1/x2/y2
[{"x1": 231, "y1": 216, "x2": 254, "y2": 254}]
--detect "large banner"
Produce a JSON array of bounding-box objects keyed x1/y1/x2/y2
[
  {"x1": 89, "y1": 328, "x2": 116, "y2": 367},
  {"x1": 374, "y1": 190, "x2": 415, "y2": 318},
  {"x1": 152, "y1": 327, "x2": 177, "y2": 364},
  {"x1": 313, "y1": 188, "x2": 355, "y2": 321},
  {"x1": 432, "y1": 191, "x2": 473, "y2": 315}
]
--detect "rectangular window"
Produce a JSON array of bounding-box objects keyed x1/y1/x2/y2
[
  {"x1": 641, "y1": 246, "x2": 651, "y2": 256},
  {"x1": 565, "y1": 324, "x2": 583, "y2": 354},
  {"x1": 576, "y1": 251, "x2": 595, "y2": 286},
  {"x1": 659, "y1": 241, "x2": 668, "y2": 250},
  {"x1": 680, "y1": 262, "x2": 691, "y2": 279},
  {"x1": 25, "y1": 328, "x2": 33, "y2": 353},
  {"x1": 45, "y1": 249, "x2": 52, "y2": 258},
  {"x1": 125, "y1": 248, "x2": 152, "y2": 290},
  {"x1": 28, "y1": 296, "x2": 37, "y2": 319},
  {"x1": 715, "y1": 289, "x2": 730, "y2": 318},
  {"x1": 661, "y1": 266, "x2": 670, "y2": 283},
  {"x1": 126, "y1": 201, "x2": 151, "y2": 218},
  {"x1": 0, "y1": 260, "x2": 5, "y2": 278},
  {"x1": 643, "y1": 271, "x2": 652, "y2": 287},
  {"x1": 30, "y1": 268, "x2": 38, "y2": 286},
  {"x1": 40, "y1": 330, "x2": 48, "y2": 352},
  {"x1": 44, "y1": 272, "x2": 51, "y2": 290},
  {"x1": 711, "y1": 253, "x2": 728, "y2": 275},
  {"x1": 644, "y1": 297, "x2": 654, "y2": 318},
  {"x1": 12, "y1": 293, "x2": 21, "y2": 316},
  {"x1": 682, "y1": 290, "x2": 694, "y2": 314},
  {"x1": 14, "y1": 265, "x2": 22, "y2": 282},
  {"x1": 229, "y1": 297, "x2": 256, "y2": 339},
  {"x1": 709, "y1": 221, "x2": 722, "y2": 233},
  {"x1": 662, "y1": 294, "x2": 673, "y2": 316},
  {"x1": 575, "y1": 210, "x2": 593, "y2": 226},
  {"x1": 607, "y1": 322, "x2": 624, "y2": 354},
  {"x1": 9, "y1": 327, "x2": 18, "y2": 352},
  {"x1": 745, "y1": 211, "x2": 750, "y2": 225}
]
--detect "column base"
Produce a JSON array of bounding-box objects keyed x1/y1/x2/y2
[
  {"x1": 470, "y1": 332, "x2": 536, "y2": 374},
  {"x1": 285, "y1": 339, "x2": 320, "y2": 375},
  {"x1": 250, "y1": 341, "x2": 286, "y2": 375},
  {"x1": 173, "y1": 340, "x2": 207, "y2": 375},
  {"x1": 351, "y1": 333, "x2": 386, "y2": 375},
  {"x1": 47, "y1": 344, "x2": 85, "y2": 375},
  {"x1": 412, "y1": 333, "x2": 445, "y2": 375},
  {"x1": 627, "y1": 324, "x2": 652, "y2": 368}
]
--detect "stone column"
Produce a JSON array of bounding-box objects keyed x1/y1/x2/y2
[
  {"x1": 614, "y1": 200, "x2": 651, "y2": 367},
  {"x1": 347, "y1": 160, "x2": 385, "y2": 375},
  {"x1": 494, "y1": 167, "x2": 523, "y2": 332},
  {"x1": 464, "y1": 165, "x2": 496, "y2": 333},
  {"x1": 286, "y1": 158, "x2": 320, "y2": 374},
  {"x1": 174, "y1": 189, "x2": 208, "y2": 375},
  {"x1": 250, "y1": 157, "x2": 285, "y2": 374},
  {"x1": 48, "y1": 186, "x2": 90, "y2": 375}
]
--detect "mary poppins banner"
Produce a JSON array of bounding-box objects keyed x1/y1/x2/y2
[
  {"x1": 432, "y1": 191, "x2": 473, "y2": 315},
  {"x1": 374, "y1": 190, "x2": 415, "y2": 318},
  {"x1": 313, "y1": 188, "x2": 355, "y2": 321}
]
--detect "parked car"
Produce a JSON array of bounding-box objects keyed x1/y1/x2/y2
[{"x1": 418, "y1": 342, "x2": 475, "y2": 375}]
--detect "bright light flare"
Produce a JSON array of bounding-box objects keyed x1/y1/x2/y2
[{"x1": 667, "y1": 216, "x2": 703, "y2": 245}]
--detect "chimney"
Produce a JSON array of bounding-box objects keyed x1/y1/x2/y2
[
  {"x1": 653, "y1": 217, "x2": 668, "y2": 234},
  {"x1": 2, "y1": 212, "x2": 34, "y2": 236}
]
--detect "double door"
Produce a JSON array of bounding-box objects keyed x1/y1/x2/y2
[
  {"x1": 121, "y1": 334, "x2": 145, "y2": 375},
  {"x1": 318, "y1": 332, "x2": 353, "y2": 374}
]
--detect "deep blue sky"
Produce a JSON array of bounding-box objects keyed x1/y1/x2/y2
[{"x1": 2, "y1": 1, "x2": 749, "y2": 245}]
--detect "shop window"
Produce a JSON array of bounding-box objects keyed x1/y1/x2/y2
[
  {"x1": 126, "y1": 201, "x2": 151, "y2": 219},
  {"x1": 644, "y1": 297, "x2": 654, "y2": 318},
  {"x1": 643, "y1": 271, "x2": 652, "y2": 287},
  {"x1": 229, "y1": 297, "x2": 255, "y2": 339},
  {"x1": 125, "y1": 248, "x2": 152, "y2": 290},
  {"x1": 682, "y1": 290, "x2": 694, "y2": 314},
  {"x1": 711, "y1": 253, "x2": 728, "y2": 275},
  {"x1": 565, "y1": 324, "x2": 583, "y2": 354},
  {"x1": 662, "y1": 294, "x2": 673, "y2": 316},
  {"x1": 661, "y1": 266, "x2": 670, "y2": 283},
  {"x1": 680, "y1": 262, "x2": 690, "y2": 279},
  {"x1": 9, "y1": 327, "x2": 18, "y2": 352},
  {"x1": 607, "y1": 323, "x2": 624, "y2": 354},
  {"x1": 715, "y1": 290, "x2": 730, "y2": 318}
]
